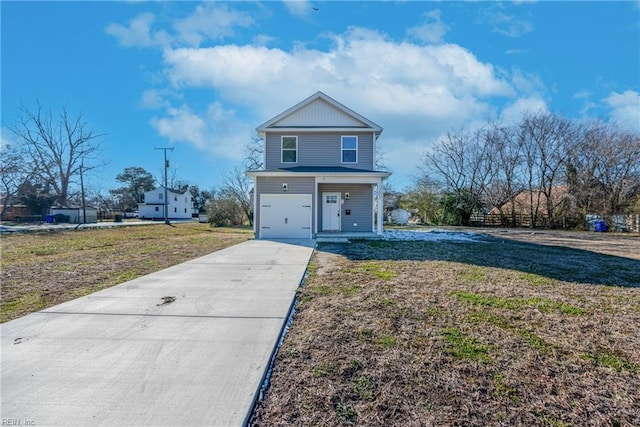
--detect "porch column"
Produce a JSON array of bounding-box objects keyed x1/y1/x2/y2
[{"x1": 377, "y1": 179, "x2": 384, "y2": 234}]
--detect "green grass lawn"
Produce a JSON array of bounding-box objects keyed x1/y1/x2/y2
[
  {"x1": 1, "y1": 223, "x2": 251, "y2": 322},
  {"x1": 253, "y1": 238, "x2": 640, "y2": 426}
]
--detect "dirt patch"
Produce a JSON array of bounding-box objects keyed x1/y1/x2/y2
[
  {"x1": 0, "y1": 223, "x2": 250, "y2": 322},
  {"x1": 461, "y1": 227, "x2": 640, "y2": 260},
  {"x1": 253, "y1": 236, "x2": 640, "y2": 426}
]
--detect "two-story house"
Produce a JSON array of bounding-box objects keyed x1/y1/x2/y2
[
  {"x1": 138, "y1": 187, "x2": 194, "y2": 220},
  {"x1": 246, "y1": 91, "x2": 391, "y2": 239}
]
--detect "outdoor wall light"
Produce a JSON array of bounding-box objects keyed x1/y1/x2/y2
[
  {"x1": 345, "y1": 192, "x2": 350, "y2": 199},
  {"x1": 282, "y1": 183, "x2": 288, "y2": 192}
]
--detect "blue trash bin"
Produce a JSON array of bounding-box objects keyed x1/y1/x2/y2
[
  {"x1": 45, "y1": 214, "x2": 54, "y2": 224},
  {"x1": 594, "y1": 220, "x2": 609, "y2": 232}
]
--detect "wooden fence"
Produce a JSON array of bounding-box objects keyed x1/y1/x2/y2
[
  {"x1": 470, "y1": 213, "x2": 548, "y2": 228},
  {"x1": 471, "y1": 212, "x2": 639, "y2": 232}
]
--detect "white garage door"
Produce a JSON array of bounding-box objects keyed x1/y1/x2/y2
[{"x1": 260, "y1": 194, "x2": 312, "y2": 239}]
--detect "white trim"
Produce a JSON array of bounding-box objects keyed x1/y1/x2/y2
[
  {"x1": 377, "y1": 179, "x2": 384, "y2": 234},
  {"x1": 314, "y1": 176, "x2": 318, "y2": 236},
  {"x1": 281, "y1": 135, "x2": 298, "y2": 164},
  {"x1": 260, "y1": 127, "x2": 376, "y2": 136},
  {"x1": 247, "y1": 171, "x2": 390, "y2": 181},
  {"x1": 341, "y1": 135, "x2": 358, "y2": 164},
  {"x1": 252, "y1": 176, "x2": 257, "y2": 235},
  {"x1": 372, "y1": 131, "x2": 377, "y2": 169},
  {"x1": 314, "y1": 175, "x2": 388, "y2": 184}
]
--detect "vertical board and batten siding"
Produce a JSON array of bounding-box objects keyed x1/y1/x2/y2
[
  {"x1": 318, "y1": 184, "x2": 374, "y2": 233},
  {"x1": 276, "y1": 98, "x2": 366, "y2": 128},
  {"x1": 265, "y1": 132, "x2": 374, "y2": 170},
  {"x1": 255, "y1": 176, "x2": 316, "y2": 234}
]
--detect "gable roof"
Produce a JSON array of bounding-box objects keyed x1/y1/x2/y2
[
  {"x1": 256, "y1": 91, "x2": 383, "y2": 136},
  {"x1": 145, "y1": 186, "x2": 190, "y2": 196}
]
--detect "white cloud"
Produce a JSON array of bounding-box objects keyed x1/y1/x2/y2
[
  {"x1": 573, "y1": 90, "x2": 591, "y2": 99},
  {"x1": 407, "y1": 9, "x2": 450, "y2": 44},
  {"x1": 173, "y1": 3, "x2": 254, "y2": 47},
  {"x1": 478, "y1": 6, "x2": 533, "y2": 37},
  {"x1": 149, "y1": 102, "x2": 253, "y2": 160},
  {"x1": 0, "y1": 127, "x2": 17, "y2": 149},
  {"x1": 499, "y1": 94, "x2": 548, "y2": 124},
  {"x1": 252, "y1": 34, "x2": 276, "y2": 46},
  {"x1": 108, "y1": 7, "x2": 545, "y2": 187},
  {"x1": 603, "y1": 90, "x2": 640, "y2": 131},
  {"x1": 139, "y1": 89, "x2": 170, "y2": 109},
  {"x1": 162, "y1": 27, "x2": 514, "y2": 126},
  {"x1": 509, "y1": 67, "x2": 544, "y2": 94},
  {"x1": 106, "y1": 4, "x2": 254, "y2": 49},
  {"x1": 283, "y1": 1, "x2": 315, "y2": 18},
  {"x1": 505, "y1": 48, "x2": 528, "y2": 55},
  {"x1": 154, "y1": 26, "x2": 545, "y2": 187},
  {"x1": 105, "y1": 13, "x2": 170, "y2": 48}
]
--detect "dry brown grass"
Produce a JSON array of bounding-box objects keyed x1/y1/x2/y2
[
  {"x1": 1, "y1": 223, "x2": 251, "y2": 322},
  {"x1": 252, "y1": 235, "x2": 640, "y2": 426}
]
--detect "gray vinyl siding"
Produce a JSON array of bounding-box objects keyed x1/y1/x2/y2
[
  {"x1": 265, "y1": 132, "x2": 374, "y2": 170},
  {"x1": 318, "y1": 184, "x2": 374, "y2": 233},
  {"x1": 255, "y1": 176, "x2": 316, "y2": 234}
]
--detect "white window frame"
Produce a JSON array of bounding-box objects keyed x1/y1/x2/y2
[
  {"x1": 281, "y1": 136, "x2": 298, "y2": 164},
  {"x1": 341, "y1": 136, "x2": 358, "y2": 164}
]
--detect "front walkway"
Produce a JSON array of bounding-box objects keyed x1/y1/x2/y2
[
  {"x1": 1, "y1": 239, "x2": 315, "y2": 426},
  {"x1": 316, "y1": 231, "x2": 382, "y2": 242}
]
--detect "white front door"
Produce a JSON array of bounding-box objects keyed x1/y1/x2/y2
[{"x1": 322, "y1": 192, "x2": 341, "y2": 231}]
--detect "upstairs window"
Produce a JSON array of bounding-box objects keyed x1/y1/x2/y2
[
  {"x1": 282, "y1": 136, "x2": 297, "y2": 163},
  {"x1": 342, "y1": 136, "x2": 358, "y2": 163}
]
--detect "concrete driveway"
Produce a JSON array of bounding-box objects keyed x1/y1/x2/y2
[{"x1": 1, "y1": 239, "x2": 315, "y2": 426}]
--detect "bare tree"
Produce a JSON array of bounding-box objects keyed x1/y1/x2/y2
[
  {"x1": 221, "y1": 166, "x2": 253, "y2": 226},
  {"x1": 8, "y1": 102, "x2": 103, "y2": 206},
  {"x1": 0, "y1": 141, "x2": 29, "y2": 219},
  {"x1": 519, "y1": 112, "x2": 577, "y2": 227},
  {"x1": 482, "y1": 121, "x2": 525, "y2": 225},
  {"x1": 570, "y1": 121, "x2": 640, "y2": 217},
  {"x1": 244, "y1": 136, "x2": 264, "y2": 171},
  {"x1": 421, "y1": 127, "x2": 492, "y2": 225}
]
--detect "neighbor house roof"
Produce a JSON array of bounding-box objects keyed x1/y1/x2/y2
[
  {"x1": 490, "y1": 186, "x2": 570, "y2": 216},
  {"x1": 146, "y1": 186, "x2": 190, "y2": 196}
]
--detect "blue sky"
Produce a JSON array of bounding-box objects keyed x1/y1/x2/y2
[{"x1": 2, "y1": 1, "x2": 639, "y2": 195}]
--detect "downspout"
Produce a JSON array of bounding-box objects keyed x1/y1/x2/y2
[
  {"x1": 252, "y1": 176, "x2": 258, "y2": 238},
  {"x1": 314, "y1": 176, "x2": 318, "y2": 237},
  {"x1": 373, "y1": 131, "x2": 377, "y2": 169}
]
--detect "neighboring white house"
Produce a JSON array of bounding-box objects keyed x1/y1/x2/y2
[{"x1": 138, "y1": 187, "x2": 194, "y2": 220}]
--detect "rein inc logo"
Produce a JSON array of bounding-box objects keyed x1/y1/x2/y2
[{"x1": 1, "y1": 419, "x2": 35, "y2": 426}]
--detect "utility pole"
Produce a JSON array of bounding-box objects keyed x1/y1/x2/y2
[
  {"x1": 80, "y1": 163, "x2": 87, "y2": 224},
  {"x1": 155, "y1": 147, "x2": 174, "y2": 224}
]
